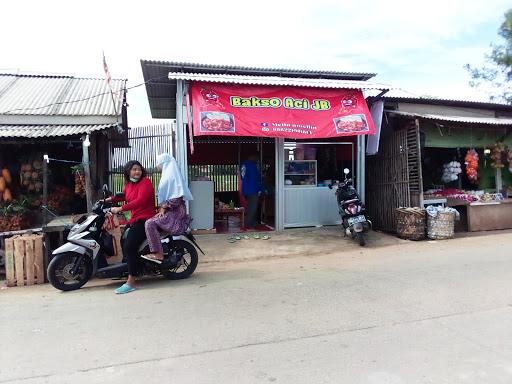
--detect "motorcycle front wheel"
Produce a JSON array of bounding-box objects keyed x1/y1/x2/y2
[
  {"x1": 47, "y1": 252, "x2": 93, "y2": 291},
  {"x1": 163, "y1": 240, "x2": 198, "y2": 280}
]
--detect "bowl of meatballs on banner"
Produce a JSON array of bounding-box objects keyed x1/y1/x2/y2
[
  {"x1": 333, "y1": 114, "x2": 369, "y2": 134},
  {"x1": 200, "y1": 112, "x2": 236, "y2": 132}
]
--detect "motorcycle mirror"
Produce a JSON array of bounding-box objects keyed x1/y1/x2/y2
[
  {"x1": 343, "y1": 168, "x2": 350, "y2": 175},
  {"x1": 102, "y1": 184, "x2": 114, "y2": 198}
]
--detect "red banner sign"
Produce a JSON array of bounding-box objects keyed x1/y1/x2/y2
[{"x1": 191, "y1": 82, "x2": 375, "y2": 139}]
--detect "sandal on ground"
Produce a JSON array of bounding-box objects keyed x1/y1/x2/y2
[
  {"x1": 262, "y1": 235, "x2": 271, "y2": 240},
  {"x1": 141, "y1": 254, "x2": 164, "y2": 264},
  {"x1": 115, "y1": 283, "x2": 137, "y2": 294}
]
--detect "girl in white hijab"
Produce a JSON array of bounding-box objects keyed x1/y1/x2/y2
[{"x1": 142, "y1": 154, "x2": 193, "y2": 263}]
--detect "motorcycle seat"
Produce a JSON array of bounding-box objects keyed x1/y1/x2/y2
[{"x1": 341, "y1": 198, "x2": 359, "y2": 205}]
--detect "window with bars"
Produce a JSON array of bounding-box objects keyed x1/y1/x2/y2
[{"x1": 188, "y1": 164, "x2": 239, "y2": 192}]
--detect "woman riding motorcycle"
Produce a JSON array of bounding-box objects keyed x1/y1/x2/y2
[{"x1": 109, "y1": 160, "x2": 155, "y2": 294}]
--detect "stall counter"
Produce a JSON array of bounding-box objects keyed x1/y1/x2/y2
[{"x1": 448, "y1": 198, "x2": 512, "y2": 232}]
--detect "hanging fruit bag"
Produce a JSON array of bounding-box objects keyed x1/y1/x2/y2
[{"x1": 464, "y1": 149, "x2": 479, "y2": 184}]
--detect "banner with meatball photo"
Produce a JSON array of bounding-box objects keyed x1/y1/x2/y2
[{"x1": 190, "y1": 82, "x2": 375, "y2": 139}]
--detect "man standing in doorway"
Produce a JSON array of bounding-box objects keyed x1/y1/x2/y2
[{"x1": 241, "y1": 153, "x2": 263, "y2": 229}]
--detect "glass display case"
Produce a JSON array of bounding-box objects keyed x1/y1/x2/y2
[{"x1": 284, "y1": 160, "x2": 317, "y2": 187}]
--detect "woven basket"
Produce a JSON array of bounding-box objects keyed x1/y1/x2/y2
[
  {"x1": 395, "y1": 208, "x2": 426, "y2": 240},
  {"x1": 427, "y1": 211, "x2": 455, "y2": 240}
]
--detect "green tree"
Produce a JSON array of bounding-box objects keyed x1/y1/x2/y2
[{"x1": 465, "y1": 9, "x2": 512, "y2": 104}]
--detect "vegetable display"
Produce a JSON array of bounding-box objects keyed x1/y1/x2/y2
[
  {"x1": 441, "y1": 161, "x2": 462, "y2": 183},
  {"x1": 464, "y1": 149, "x2": 479, "y2": 183},
  {"x1": 20, "y1": 161, "x2": 43, "y2": 193},
  {"x1": 71, "y1": 165, "x2": 86, "y2": 197},
  {"x1": 2, "y1": 168, "x2": 12, "y2": 184},
  {"x1": 491, "y1": 142, "x2": 506, "y2": 169}
]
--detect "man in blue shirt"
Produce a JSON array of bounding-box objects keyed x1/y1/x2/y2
[{"x1": 240, "y1": 154, "x2": 263, "y2": 229}]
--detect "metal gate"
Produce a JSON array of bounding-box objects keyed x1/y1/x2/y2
[
  {"x1": 109, "y1": 124, "x2": 175, "y2": 194},
  {"x1": 366, "y1": 118, "x2": 421, "y2": 232}
]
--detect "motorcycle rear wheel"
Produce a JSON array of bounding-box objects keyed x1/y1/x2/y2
[
  {"x1": 356, "y1": 232, "x2": 366, "y2": 247},
  {"x1": 47, "y1": 252, "x2": 93, "y2": 291},
  {"x1": 163, "y1": 240, "x2": 198, "y2": 280}
]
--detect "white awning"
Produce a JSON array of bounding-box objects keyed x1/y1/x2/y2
[
  {"x1": 0, "y1": 123, "x2": 118, "y2": 138},
  {"x1": 385, "y1": 110, "x2": 512, "y2": 126},
  {"x1": 168, "y1": 72, "x2": 392, "y2": 91}
]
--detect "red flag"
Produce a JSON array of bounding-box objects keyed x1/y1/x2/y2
[
  {"x1": 103, "y1": 52, "x2": 112, "y2": 85},
  {"x1": 102, "y1": 52, "x2": 118, "y2": 97},
  {"x1": 102, "y1": 51, "x2": 118, "y2": 114}
]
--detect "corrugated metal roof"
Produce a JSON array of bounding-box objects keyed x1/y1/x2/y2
[
  {"x1": 142, "y1": 60, "x2": 376, "y2": 81},
  {"x1": 167, "y1": 72, "x2": 391, "y2": 90},
  {"x1": 0, "y1": 74, "x2": 126, "y2": 116},
  {"x1": 385, "y1": 110, "x2": 512, "y2": 125},
  {"x1": 141, "y1": 60, "x2": 379, "y2": 119},
  {"x1": 0, "y1": 123, "x2": 118, "y2": 138}
]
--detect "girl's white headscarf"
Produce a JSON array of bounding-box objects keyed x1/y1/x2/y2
[{"x1": 156, "y1": 153, "x2": 193, "y2": 204}]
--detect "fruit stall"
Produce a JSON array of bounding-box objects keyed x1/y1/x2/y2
[
  {"x1": 0, "y1": 150, "x2": 85, "y2": 233},
  {"x1": 419, "y1": 130, "x2": 512, "y2": 232},
  {"x1": 367, "y1": 96, "x2": 512, "y2": 234},
  {"x1": 0, "y1": 73, "x2": 128, "y2": 280}
]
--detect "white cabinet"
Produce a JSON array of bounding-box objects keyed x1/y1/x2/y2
[
  {"x1": 284, "y1": 187, "x2": 341, "y2": 228},
  {"x1": 189, "y1": 181, "x2": 214, "y2": 230}
]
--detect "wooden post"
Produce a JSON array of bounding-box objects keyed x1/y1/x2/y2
[
  {"x1": 89, "y1": 133, "x2": 98, "y2": 200},
  {"x1": 25, "y1": 236, "x2": 35, "y2": 286},
  {"x1": 43, "y1": 234, "x2": 51, "y2": 282},
  {"x1": 415, "y1": 119, "x2": 424, "y2": 208},
  {"x1": 496, "y1": 168, "x2": 503, "y2": 193},
  {"x1": 42, "y1": 153, "x2": 48, "y2": 225},
  {"x1": 82, "y1": 135, "x2": 93, "y2": 213},
  {"x1": 14, "y1": 237, "x2": 25, "y2": 287},
  {"x1": 171, "y1": 126, "x2": 176, "y2": 158},
  {"x1": 5, "y1": 237, "x2": 15, "y2": 287},
  {"x1": 33, "y1": 235, "x2": 45, "y2": 284}
]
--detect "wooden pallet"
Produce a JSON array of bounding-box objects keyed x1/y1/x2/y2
[{"x1": 5, "y1": 234, "x2": 45, "y2": 287}]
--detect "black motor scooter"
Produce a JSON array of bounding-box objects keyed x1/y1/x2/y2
[
  {"x1": 329, "y1": 168, "x2": 371, "y2": 246},
  {"x1": 47, "y1": 186, "x2": 204, "y2": 291}
]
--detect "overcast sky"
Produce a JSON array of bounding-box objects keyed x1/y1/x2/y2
[{"x1": 1, "y1": 0, "x2": 510, "y2": 126}]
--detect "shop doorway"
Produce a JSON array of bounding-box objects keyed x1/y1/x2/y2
[
  {"x1": 187, "y1": 137, "x2": 275, "y2": 233},
  {"x1": 282, "y1": 139, "x2": 355, "y2": 228}
]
